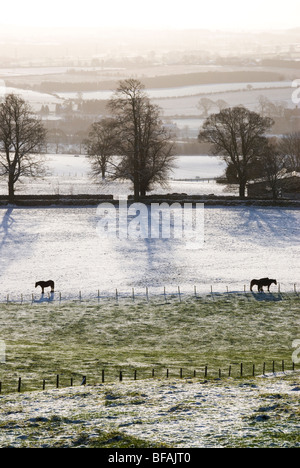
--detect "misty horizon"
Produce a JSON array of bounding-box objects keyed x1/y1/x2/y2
[{"x1": 1, "y1": 0, "x2": 300, "y2": 31}]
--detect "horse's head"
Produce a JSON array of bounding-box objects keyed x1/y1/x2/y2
[
  {"x1": 273, "y1": 279, "x2": 277, "y2": 285},
  {"x1": 35, "y1": 282, "x2": 38, "y2": 288}
]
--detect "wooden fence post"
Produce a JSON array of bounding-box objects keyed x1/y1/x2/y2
[
  {"x1": 178, "y1": 286, "x2": 181, "y2": 302},
  {"x1": 18, "y1": 377, "x2": 21, "y2": 393},
  {"x1": 102, "y1": 370, "x2": 105, "y2": 383},
  {"x1": 56, "y1": 375, "x2": 59, "y2": 388}
]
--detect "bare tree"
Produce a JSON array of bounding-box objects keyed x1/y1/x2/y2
[
  {"x1": 198, "y1": 106, "x2": 274, "y2": 198},
  {"x1": 47, "y1": 128, "x2": 67, "y2": 154},
  {"x1": 261, "y1": 139, "x2": 286, "y2": 199},
  {"x1": 197, "y1": 97, "x2": 214, "y2": 117},
  {"x1": 84, "y1": 118, "x2": 116, "y2": 180},
  {"x1": 0, "y1": 94, "x2": 46, "y2": 201},
  {"x1": 279, "y1": 132, "x2": 300, "y2": 172},
  {"x1": 108, "y1": 79, "x2": 176, "y2": 199},
  {"x1": 215, "y1": 99, "x2": 229, "y2": 111}
]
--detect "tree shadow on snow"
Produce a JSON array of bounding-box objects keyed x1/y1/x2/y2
[{"x1": 232, "y1": 206, "x2": 300, "y2": 247}]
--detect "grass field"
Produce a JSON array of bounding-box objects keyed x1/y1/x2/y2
[{"x1": 0, "y1": 292, "x2": 299, "y2": 394}]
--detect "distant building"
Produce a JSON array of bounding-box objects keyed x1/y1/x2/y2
[{"x1": 247, "y1": 171, "x2": 300, "y2": 199}]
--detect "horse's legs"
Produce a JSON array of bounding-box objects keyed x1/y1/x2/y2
[{"x1": 42, "y1": 288, "x2": 44, "y2": 294}]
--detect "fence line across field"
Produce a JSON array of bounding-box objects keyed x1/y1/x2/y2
[
  {"x1": 0, "y1": 359, "x2": 298, "y2": 395},
  {"x1": 0, "y1": 282, "x2": 298, "y2": 305}
]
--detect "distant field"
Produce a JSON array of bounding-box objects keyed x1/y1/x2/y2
[{"x1": 0, "y1": 293, "x2": 299, "y2": 394}]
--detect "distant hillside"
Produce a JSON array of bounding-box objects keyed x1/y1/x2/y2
[{"x1": 10, "y1": 70, "x2": 284, "y2": 94}]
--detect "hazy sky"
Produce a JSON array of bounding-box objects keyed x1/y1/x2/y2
[{"x1": 1, "y1": 0, "x2": 299, "y2": 30}]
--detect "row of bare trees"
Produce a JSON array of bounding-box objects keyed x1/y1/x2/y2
[
  {"x1": 0, "y1": 80, "x2": 176, "y2": 201},
  {"x1": 0, "y1": 81, "x2": 299, "y2": 201}
]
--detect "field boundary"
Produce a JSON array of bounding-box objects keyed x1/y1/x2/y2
[
  {"x1": 0, "y1": 194, "x2": 300, "y2": 207},
  {"x1": 0, "y1": 284, "x2": 299, "y2": 305},
  {"x1": 1, "y1": 362, "x2": 298, "y2": 396}
]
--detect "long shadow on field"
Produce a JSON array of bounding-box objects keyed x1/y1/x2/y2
[
  {"x1": 229, "y1": 207, "x2": 300, "y2": 247},
  {"x1": 34, "y1": 292, "x2": 55, "y2": 303},
  {"x1": 251, "y1": 292, "x2": 283, "y2": 302},
  {"x1": 0, "y1": 207, "x2": 39, "y2": 277}
]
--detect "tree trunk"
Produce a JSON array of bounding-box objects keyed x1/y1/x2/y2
[
  {"x1": 133, "y1": 181, "x2": 140, "y2": 201},
  {"x1": 239, "y1": 181, "x2": 246, "y2": 199},
  {"x1": 8, "y1": 175, "x2": 15, "y2": 203}
]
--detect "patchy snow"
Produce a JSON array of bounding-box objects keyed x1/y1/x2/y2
[
  {"x1": 0, "y1": 373, "x2": 299, "y2": 448},
  {"x1": 56, "y1": 81, "x2": 291, "y2": 101}
]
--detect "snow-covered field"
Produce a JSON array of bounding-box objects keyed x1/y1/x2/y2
[
  {"x1": 0, "y1": 204, "x2": 299, "y2": 300},
  {"x1": 0, "y1": 373, "x2": 299, "y2": 448},
  {"x1": 0, "y1": 154, "x2": 299, "y2": 300},
  {"x1": 56, "y1": 81, "x2": 291, "y2": 101},
  {"x1": 0, "y1": 154, "x2": 233, "y2": 197},
  {"x1": 0, "y1": 78, "x2": 293, "y2": 117}
]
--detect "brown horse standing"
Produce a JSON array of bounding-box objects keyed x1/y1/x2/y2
[
  {"x1": 250, "y1": 278, "x2": 277, "y2": 292},
  {"x1": 35, "y1": 280, "x2": 55, "y2": 294}
]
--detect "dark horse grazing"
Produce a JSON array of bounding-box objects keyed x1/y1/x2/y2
[
  {"x1": 35, "y1": 280, "x2": 55, "y2": 294},
  {"x1": 250, "y1": 278, "x2": 277, "y2": 293}
]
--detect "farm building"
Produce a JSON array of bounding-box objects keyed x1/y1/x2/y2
[{"x1": 247, "y1": 171, "x2": 300, "y2": 199}]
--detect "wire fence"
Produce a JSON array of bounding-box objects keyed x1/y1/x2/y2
[
  {"x1": 0, "y1": 282, "x2": 299, "y2": 305},
  {"x1": 0, "y1": 360, "x2": 298, "y2": 395}
]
